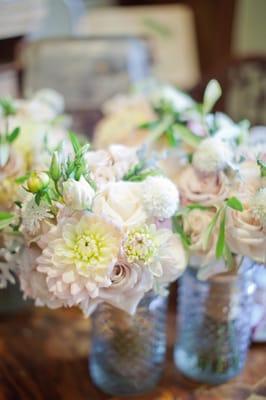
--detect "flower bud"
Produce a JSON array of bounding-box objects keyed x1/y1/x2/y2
[
  {"x1": 27, "y1": 172, "x2": 49, "y2": 193},
  {"x1": 50, "y1": 151, "x2": 61, "y2": 181}
]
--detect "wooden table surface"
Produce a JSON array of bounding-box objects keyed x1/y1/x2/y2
[{"x1": 0, "y1": 306, "x2": 265, "y2": 400}]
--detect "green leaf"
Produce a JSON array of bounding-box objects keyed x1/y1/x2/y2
[
  {"x1": 166, "y1": 128, "x2": 179, "y2": 147},
  {"x1": 138, "y1": 120, "x2": 160, "y2": 130},
  {"x1": 202, "y1": 207, "x2": 223, "y2": 250},
  {"x1": 35, "y1": 191, "x2": 43, "y2": 206},
  {"x1": 203, "y1": 79, "x2": 222, "y2": 114},
  {"x1": 257, "y1": 159, "x2": 266, "y2": 177},
  {"x1": 186, "y1": 204, "x2": 213, "y2": 211},
  {"x1": 7, "y1": 127, "x2": 20, "y2": 143},
  {"x1": 69, "y1": 131, "x2": 81, "y2": 155},
  {"x1": 0, "y1": 212, "x2": 14, "y2": 230},
  {"x1": 15, "y1": 173, "x2": 30, "y2": 184},
  {"x1": 0, "y1": 98, "x2": 16, "y2": 116},
  {"x1": 215, "y1": 213, "x2": 226, "y2": 259},
  {"x1": 226, "y1": 197, "x2": 243, "y2": 211},
  {"x1": 173, "y1": 123, "x2": 202, "y2": 149},
  {"x1": 172, "y1": 216, "x2": 191, "y2": 248},
  {"x1": 0, "y1": 143, "x2": 10, "y2": 167}
]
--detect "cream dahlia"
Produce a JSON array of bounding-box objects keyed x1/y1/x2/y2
[{"x1": 37, "y1": 213, "x2": 122, "y2": 305}]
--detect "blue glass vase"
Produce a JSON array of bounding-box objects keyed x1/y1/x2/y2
[
  {"x1": 89, "y1": 291, "x2": 168, "y2": 396},
  {"x1": 174, "y1": 258, "x2": 255, "y2": 384}
]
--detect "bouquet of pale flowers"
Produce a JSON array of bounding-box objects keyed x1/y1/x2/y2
[
  {"x1": 1, "y1": 134, "x2": 186, "y2": 315},
  {"x1": 93, "y1": 80, "x2": 250, "y2": 183},
  {"x1": 173, "y1": 131, "x2": 266, "y2": 279},
  {"x1": 0, "y1": 90, "x2": 72, "y2": 289}
]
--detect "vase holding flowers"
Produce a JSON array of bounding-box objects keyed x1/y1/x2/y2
[
  {"x1": 173, "y1": 114, "x2": 265, "y2": 383},
  {"x1": 90, "y1": 290, "x2": 168, "y2": 396},
  {"x1": 1, "y1": 134, "x2": 186, "y2": 395}
]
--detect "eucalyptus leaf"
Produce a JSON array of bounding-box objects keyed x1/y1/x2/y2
[{"x1": 203, "y1": 80, "x2": 222, "y2": 114}]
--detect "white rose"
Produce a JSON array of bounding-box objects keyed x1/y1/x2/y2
[
  {"x1": 178, "y1": 165, "x2": 229, "y2": 206},
  {"x1": 142, "y1": 175, "x2": 179, "y2": 219},
  {"x1": 63, "y1": 176, "x2": 95, "y2": 210},
  {"x1": 93, "y1": 181, "x2": 146, "y2": 228}
]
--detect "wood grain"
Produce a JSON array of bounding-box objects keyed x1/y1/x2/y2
[{"x1": 0, "y1": 307, "x2": 265, "y2": 400}]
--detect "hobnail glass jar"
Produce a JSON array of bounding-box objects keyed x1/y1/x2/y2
[
  {"x1": 89, "y1": 291, "x2": 168, "y2": 396},
  {"x1": 174, "y1": 258, "x2": 255, "y2": 384}
]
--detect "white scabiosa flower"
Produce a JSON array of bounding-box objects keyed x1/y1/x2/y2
[
  {"x1": 142, "y1": 176, "x2": 179, "y2": 219},
  {"x1": 21, "y1": 197, "x2": 53, "y2": 236},
  {"x1": 251, "y1": 188, "x2": 266, "y2": 228},
  {"x1": 192, "y1": 137, "x2": 233, "y2": 174},
  {"x1": 63, "y1": 176, "x2": 95, "y2": 211}
]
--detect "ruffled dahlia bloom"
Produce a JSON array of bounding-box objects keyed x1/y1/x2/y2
[
  {"x1": 19, "y1": 244, "x2": 64, "y2": 308},
  {"x1": 36, "y1": 213, "x2": 122, "y2": 305},
  {"x1": 122, "y1": 224, "x2": 187, "y2": 283}
]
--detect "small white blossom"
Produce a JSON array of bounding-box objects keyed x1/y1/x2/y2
[
  {"x1": 142, "y1": 176, "x2": 179, "y2": 219},
  {"x1": 21, "y1": 197, "x2": 53, "y2": 235},
  {"x1": 63, "y1": 176, "x2": 95, "y2": 210},
  {"x1": 193, "y1": 137, "x2": 233, "y2": 174}
]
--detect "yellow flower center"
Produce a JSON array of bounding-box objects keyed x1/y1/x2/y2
[
  {"x1": 124, "y1": 226, "x2": 158, "y2": 265},
  {"x1": 73, "y1": 232, "x2": 105, "y2": 265}
]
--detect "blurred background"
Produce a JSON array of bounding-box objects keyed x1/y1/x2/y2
[{"x1": 0, "y1": 0, "x2": 265, "y2": 132}]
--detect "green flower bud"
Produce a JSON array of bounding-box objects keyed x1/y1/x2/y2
[
  {"x1": 50, "y1": 151, "x2": 61, "y2": 181},
  {"x1": 27, "y1": 172, "x2": 50, "y2": 193}
]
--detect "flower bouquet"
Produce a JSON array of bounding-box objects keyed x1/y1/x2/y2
[
  {"x1": 0, "y1": 89, "x2": 71, "y2": 311},
  {"x1": 2, "y1": 133, "x2": 186, "y2": 395},
  {"x1": 173, "y1": 127, "x2": 265, "y2": 383}
]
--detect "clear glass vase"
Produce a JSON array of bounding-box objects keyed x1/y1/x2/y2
[
  {"x1": 89, "y1": 291, "x2": 168, "y2": 396},
  {"x1": 174, "y1": 258, "x2": 255, "y2": 384}
]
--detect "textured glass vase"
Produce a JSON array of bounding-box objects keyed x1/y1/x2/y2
[
  {"x1": 174, "y1": 258, "x2": 255, "y2": 384},
  {"x1": 89, "y1": 291, "x2": 168, "y2": 396}
]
